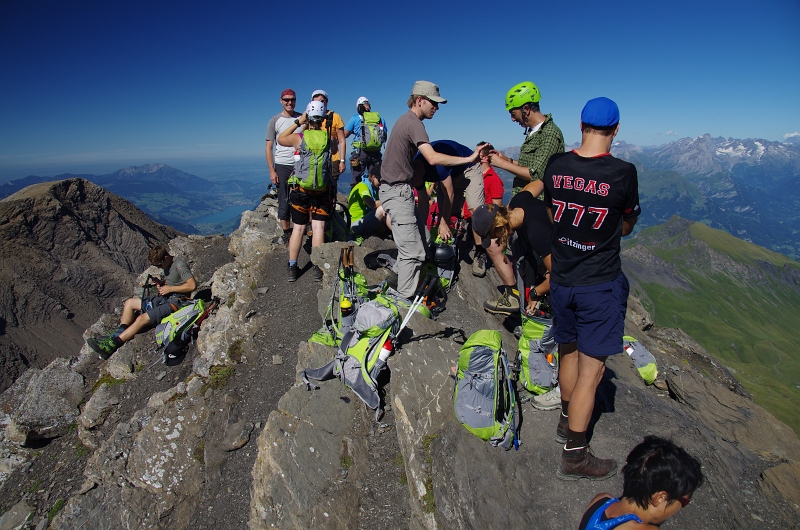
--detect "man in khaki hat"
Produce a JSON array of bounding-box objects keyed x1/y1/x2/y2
[{"x1": 379, "y1": 80, "x2": 485, "y2": 298}]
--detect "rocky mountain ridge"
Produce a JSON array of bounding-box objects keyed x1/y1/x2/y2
[
  {"x1": 0, "y1": 165, "x2": 266, "y2": 235},
  {"x1": 0, "y1": 187, "x2": 799, "y2": 528},
  {"x1": 0, "y1": 178, "x2": 180, "y2": 393}
]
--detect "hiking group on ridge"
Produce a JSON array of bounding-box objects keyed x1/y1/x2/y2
[{"x1": 84, "y1": 77, "x2": 702, "y2": 529}]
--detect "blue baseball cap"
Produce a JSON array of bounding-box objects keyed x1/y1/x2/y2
[{"x1": 581, "y1": 97, "x2": 619, "y2": 127}]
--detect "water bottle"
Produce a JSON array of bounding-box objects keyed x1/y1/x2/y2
[
  {"x1": 293, "y1": 149, "x2": 300, "y2": 163},
  {"x1": 340, "y1": 297, "x2": 356, "y2": 329},
  {"x1": 378, "y1": 339, "x2": 393, "y2": 362}
]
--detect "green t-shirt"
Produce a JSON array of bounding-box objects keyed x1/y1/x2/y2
[{"x1": 348, "y1": 182, "x2": 375, "y2": 223}]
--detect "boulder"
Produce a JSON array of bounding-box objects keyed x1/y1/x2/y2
[
  {"x1": 249, "y1": 341, "x2": 369, "y2": 529},
  {"x1": 3, "y1": 358, "x2": 83, "y2": 445}
]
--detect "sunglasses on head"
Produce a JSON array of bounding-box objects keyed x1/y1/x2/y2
[{"x1": 676, "y1": 496, "x2": 691, "y2": 508}]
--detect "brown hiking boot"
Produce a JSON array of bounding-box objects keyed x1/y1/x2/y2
[
  {"x1": 555, "y1": 415, "x2": 568, "y2": 444},
  {"x1": 557, "y1": 446, "x2": 618, "y2": 481}
]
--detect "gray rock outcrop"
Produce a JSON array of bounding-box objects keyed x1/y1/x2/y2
[
  {"x1": 0, "y1": 178, "x2": 180, "y2": 392},
  {"x1": 1, "y1": 359, "x2": 83, "y2": 446}
]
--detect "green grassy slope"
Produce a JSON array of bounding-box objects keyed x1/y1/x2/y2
[{"x1": 624, "y1": 219, "x2": 800, "y2": 434}]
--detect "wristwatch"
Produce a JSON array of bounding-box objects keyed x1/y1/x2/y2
[
  {"x1": 294, "y1": 118, "x2": 300, "y2": 126},
  {"x1": 531, "y1": 287, "x2": 539, "y2": 298}
]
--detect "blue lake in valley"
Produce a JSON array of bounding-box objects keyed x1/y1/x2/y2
[{"x1": 191, "y1": 204, "x2": 257, "y2": 225}]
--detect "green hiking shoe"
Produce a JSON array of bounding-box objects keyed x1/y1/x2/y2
[
  {"x1": 87, "y1": 335, "x2": 120, "y2": 360},
  {"x1": 483, "y1": 290, "x2": 520, "y2": 315}
]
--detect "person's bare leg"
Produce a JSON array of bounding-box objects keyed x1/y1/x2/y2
[
  {"x1": 288, "y1": 223, "x2": 307, "y2": 261},
  {"x1": 118, "y1": 313, "x2": 152, "y2": 342},
  {"x1": 310, "y1": 219, "x2": 325, "y2": 249},
  {"x1": 568, "y1": 351, "x2": 606, "y2": 433},
  {"x1": 121, "y1": 297, "x2": 142, "y2": 326}
]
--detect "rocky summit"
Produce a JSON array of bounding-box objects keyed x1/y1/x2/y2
[
  {"x1": 0, "y1": 190, "x2": 799, "y2": 529},
  {"x1": 0, "y1": 178, "x2": 180, "y2": 393}
]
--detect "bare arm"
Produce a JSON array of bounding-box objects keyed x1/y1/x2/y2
[
  {"x1": 266, "y1": 140, "x2": 278, "y2": 184},
  {"x1": 489, "y1": 151, "x2": 533, "y2": 180},
  {"x1": 337, "y1": 123, "x2": 347, "y2": 173},
  {"x1": 521, "y1": 179, "x2": 545, "y2": 198},
  {"x1": 158, "y1": 277, "x2": 197, "y2": 296},
  {"x1": 437, "y1": 176, "x2": 454, "y2": 241},
  {"x1": 622, "y1": 216, "x2": 638, "y2": 236},
  {"x1": 418, "y1": 143, "x2": 486, "y2": 167}
]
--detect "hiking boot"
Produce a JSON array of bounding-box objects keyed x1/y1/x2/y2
[
  {"x1": 472, "y1": 250, "x2": 487, "y2": 277},
  {"x1": 483, "y1": 290, "x2": 520, "y2": 315},
  {"x1": 555, "y1": 414, "x2": 568, "y2": 444},
  {"x1": 532, "y1": 386, "x2": 561, "y2": 411},
  {"x1": 87, "y1": 336, "x2": 120, "y2": 360},
  {"x1": 557, "y1": 446, "x2": 618, "y2": 481},
  {"x1": 312, "y1": 264, "x2": 323, "y2": 282},
  {"x1": 288, "y1": 263, "x2": 299, "y2": 282}
]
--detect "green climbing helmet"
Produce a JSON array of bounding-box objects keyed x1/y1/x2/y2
[{"x1": 505, "y1": 81, "x2": 541, "y2": 111}]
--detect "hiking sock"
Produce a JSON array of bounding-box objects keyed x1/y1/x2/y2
[
  {"x1": 283, "y1": 228, "x2": 291, "y2": 238},
  {"x1": 561, "y1": 400, "x2": 569, "y2": 417},
  {"x1": 565, "y1": 428, "x2": 587, "y2": 450},
  {"x1": 113, "y1": 324, "x2": 129, "y2": 336},
  {"x1": 289, "y1": 260, "x2": 297, "y2": 267},
  {"x1": 111, "y1": 335, "x2": 124, "y2": 347}
]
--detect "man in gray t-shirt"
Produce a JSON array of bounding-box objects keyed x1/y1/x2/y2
[
  {"x1": 86, "y1": 245, "x2": 197, "y2": 359},
  {"x1": 379, "y1": 80, "x2": 484, "y2": 298},
  {"x1": 266, "y1": 88, "x2": 302, "y2": 244}
]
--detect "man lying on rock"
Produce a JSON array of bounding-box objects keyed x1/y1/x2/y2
[{"x1": 86, "y1": 245, "x2": 196, "y2": 359}]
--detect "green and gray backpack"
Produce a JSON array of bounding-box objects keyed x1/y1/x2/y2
[
  {"x1": 623, "y1": 336, "x2": 658, "y2": 385},
  {"x1": 289, "y1": 129, "x2": 331, "y2": 191},
  {"x1": 352, "y1": 111, "x2": 386, "y2": 151},
  {"x1": 516, "y1": 313, "x2": 558, "y2": 394},
  {"x1": 302, "y1": 295, "x2": 400, "y2": 420},
  {"x1": 453, "y1": 330, "x2": 519, "y2": 450}
]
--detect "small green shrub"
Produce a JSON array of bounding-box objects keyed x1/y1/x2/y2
[
  {"x1": 92, "y1": 375, "x2": 126, "y2": 393},
  {"x1": 226, "y1": 292, "x2": 236, "y2": 308},
  {"x1": 227, "y1": 339, "x2": 243, "y2": 363},
  {"x1": 194, "y1": 439, "x2": 206, "y2": 463},
  {"x1": 200, "y1": 366, "x2": 235, "y2": 394},
  {"x1": 48, "y1": 499, "x2": 65, "y2": 522}
]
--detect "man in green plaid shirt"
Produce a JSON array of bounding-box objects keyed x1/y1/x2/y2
[
  {"x1": 490, "y1": 81, "x2": 565, "y2": 197},
  {"x1": 482, "y1": 81, "x2": 564, "y2": 315}
]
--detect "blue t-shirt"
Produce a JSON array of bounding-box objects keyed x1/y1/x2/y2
[
  {"x1": 414, "y1": 140, "x2": 474, "y2": 181},
  {"x1": 346, "y1": 113, "x2": 388, "y2": 145}
]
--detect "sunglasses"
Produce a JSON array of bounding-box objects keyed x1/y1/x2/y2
[
  {"x1": 282, "y1": 98, "x2": 296, "y2": 103},
  {"x1": 676, "y1": 496, "x2": 691, "y2": 508}
]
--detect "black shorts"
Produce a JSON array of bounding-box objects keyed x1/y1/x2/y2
[
  {"x1": 141, "y1": 295, "x2": 184, "y2": 325},
  {"x1": 289, "y1": 187, "x2": 333, "y2": 224}
]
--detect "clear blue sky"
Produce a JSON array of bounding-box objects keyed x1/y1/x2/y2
[{"x1": 1, "y1": 0, "x2": 798, "y2": 180}]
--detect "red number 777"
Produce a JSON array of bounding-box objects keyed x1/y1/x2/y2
[{"x1": 551, "y1": 200, "x2": 608, "y2": 229}]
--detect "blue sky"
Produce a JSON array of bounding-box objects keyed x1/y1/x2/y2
[{"x1": 1, "y1": 0, "x2": 798, "y2": 180}]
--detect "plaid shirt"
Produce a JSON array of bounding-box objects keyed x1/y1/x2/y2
[{"x1": 513, "y1": 114, "x2": 565, "y2": 196}]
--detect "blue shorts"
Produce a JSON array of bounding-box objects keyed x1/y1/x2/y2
[{"x1": 550, "y1": 272, "x2": 629, "y2": 358}]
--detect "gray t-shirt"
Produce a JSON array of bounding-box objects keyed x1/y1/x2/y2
[
  {"x1": 164, "y1": 257, "x2": 194, "y2": 287},
  {"x1": 266, "y1": 112, "x2": 301, "y2": 166},
  {"x1": 380, "y1": 110, "x2": 429, "y2": 185}
]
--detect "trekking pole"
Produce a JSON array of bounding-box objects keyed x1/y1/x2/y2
[
  {"x1": 397, "y1": 273, "x2": 438, "y2": 336},
  {"x1": 345, "y1": 245, "x2": 357, "y2": 298}
]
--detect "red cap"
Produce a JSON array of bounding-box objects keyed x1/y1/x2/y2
[{"x1": 280, "y1": 88, "x2": 296, "y2": 98}]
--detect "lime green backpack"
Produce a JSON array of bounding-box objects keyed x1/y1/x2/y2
[
  {"x1": 302, "y1": 295, "x2": 400, "y2": 421},
  {"x1": 453, "y1": 330, "x2": 519, "y2": 450},
  {"x1": 516, "y1": 313, "x2": 558, "y2": 394},
  {"x1": 623, "y1": 336, "x2": 658, "y2": 385},
  {"x1": 290, "y1": 129, "x2": 331, "y2": 191},
  {"x1": 352, "y1": 111, "x2": 386, "y2": 151}
]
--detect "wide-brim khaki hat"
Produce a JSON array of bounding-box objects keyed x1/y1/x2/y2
[{"x1": 411, "y1": 80, "x2": 447, "y2": 104}]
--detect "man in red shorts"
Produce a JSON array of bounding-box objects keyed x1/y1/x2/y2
[{"x1": 543, "y1": 97, "x2": 640, "y2": 480}]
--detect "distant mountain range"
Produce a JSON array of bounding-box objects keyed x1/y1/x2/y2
[
  {"x1": 505, "y1": 135, "x2": 800, "y2": 260},
  {"x1": 622, "y1": 216, "x2": 800, "y2": 434},
  {"x1": 0, "y1": 164, "x2": 266, "y2": 235}
]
